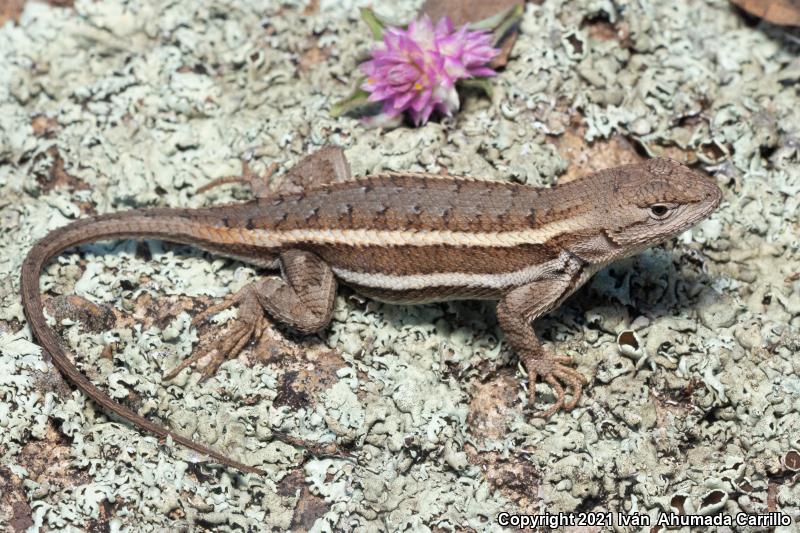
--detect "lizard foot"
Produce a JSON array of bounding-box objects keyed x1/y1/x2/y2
[
  {"x1": 521, "y1": 352, "x2": 588, "y2": 418},
  {"x1": 164, "y1": 284, "x2": 269, "y2": 381}
]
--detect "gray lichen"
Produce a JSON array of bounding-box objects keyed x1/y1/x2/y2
[{"x1": 1, "y1": 0, "x2": 799, "y2": 530}]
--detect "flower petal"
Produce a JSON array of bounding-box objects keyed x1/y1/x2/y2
[
  {"x1": 392, "y1": 90, "x2": 416, "y2": 110},
  {"x1": 358, "y1": 14, "x2": 499, "y2": 126},
  {"x1": 434, "y1": 16, "x2": 454, "y2": 36}
]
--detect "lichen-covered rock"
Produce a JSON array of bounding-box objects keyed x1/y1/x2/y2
[{"x1": 1, "y1": 0, "x2": 799, "y2": 530}]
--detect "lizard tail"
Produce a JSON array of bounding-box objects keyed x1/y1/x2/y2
[{"x1": 20, "y1": 209, "x2": 266, "y2": 476}]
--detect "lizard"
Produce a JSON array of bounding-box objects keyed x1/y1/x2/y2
[{"x1": 20, "y1": 146, "x2": 722, "y2": 475}]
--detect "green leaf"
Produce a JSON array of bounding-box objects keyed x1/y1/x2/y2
[
  {"x1": 457, "y1": 77, "x2": 494, "y2": 98},
  {"x1": 330, "y1": 79, "x2": 375, "y2": 118},
  {"x1": 361, "y1": 8, "x2": 387, "y2": 40},
  {"x1": 490, "y1": 4, "x2": 524, "y2": 47},
  {"x1": 469, "y1": 4, "x2": 522, "y2": 29}
]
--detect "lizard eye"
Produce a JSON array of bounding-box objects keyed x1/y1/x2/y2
[{"x1": 649, "y1": 203, "x2": 672, "y2": 219}]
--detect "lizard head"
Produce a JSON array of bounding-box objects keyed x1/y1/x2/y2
[{"x1": 603, "y1": 158, "x2": 722, "y2": 250}]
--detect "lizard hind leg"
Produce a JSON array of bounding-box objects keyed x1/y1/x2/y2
[
  {"x1": 276, "y1": 145, "x2": 352, "y2": 194},
  {"x1": 254, "y1": 249, "x2": 337, "y2": 334},
  {"x1": 164, "y1": 249, "x2": 337, "y2": 381},
  {"x1": 196, "y1": 159, "x2": 278, "y2": 198},
  {"x1": 196, "y1": 145, "x2": 352, "y2": 198}
]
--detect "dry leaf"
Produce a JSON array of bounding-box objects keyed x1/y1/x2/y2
[
  {"x1": 421, "y1": 0, "x2": 521, "y2": 27},
  {"x1": 420, "y1": 0, "x2": 523, "y2": 68},
  {"x1": 0, "y1": 0, "x2": 25, "y2": 25},
  {"x1": 730, "y1": 0, "x2": 800, "y2": 26}
]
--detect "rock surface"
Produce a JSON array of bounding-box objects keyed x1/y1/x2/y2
[{"x1": 1, "y1": 0, "x2": 798, "y2": 530}]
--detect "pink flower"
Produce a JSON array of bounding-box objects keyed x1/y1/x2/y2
[{"x1": 360, "y1": 15, "x2": 500, "y2": 126}]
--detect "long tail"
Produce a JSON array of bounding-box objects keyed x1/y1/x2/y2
[{"x1": 20, "y1": 208, "x2": 266, "y2": 475}]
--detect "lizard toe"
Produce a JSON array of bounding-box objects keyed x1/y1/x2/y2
[
  {"x1": 553, "y1": 364, "x2": 588, "y2": 384},
  {"x1": 533, "y1": 375, "x2": 565, "y2": 418},
  {"x1": 525, "y1": 369, "x2": 539, "y2": 406},
  {"x1": 525, "y1": 358, "x2": 587, "y2": 417},
  {"x1": 192, "y1": 293, "x2": 243, "y2": 326},
  {"x1": 163, "y1": 344, "x2": 216, "y2": 381},
  {"x1": 557, "y1": 373, "x2": 584, "y2": 410},
  {"x1": 551, "y1": 355, "x2": 575, "y2": 365},
  {"x1": 166, "y1": 314, "x2": 262, "y2": 382}
]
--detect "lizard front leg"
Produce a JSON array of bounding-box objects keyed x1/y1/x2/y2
[
  {"x1": 165, "y1": 249, "x2": 337, "y2": 380},
  {"x1": 497, "y1": 257, "x2": 589, "y2": 417}
]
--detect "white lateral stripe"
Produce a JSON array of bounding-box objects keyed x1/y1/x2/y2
[
  {"x1": 331, "y1": 256, "x2": 569, "y2": 291},
  {"x1": 224, "y1": 215, "x2": 585, "y2": 248}
]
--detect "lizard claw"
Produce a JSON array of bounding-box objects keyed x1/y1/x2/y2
[{"x1": 522, "y1": 352, "x2": 588, "y2": 417}]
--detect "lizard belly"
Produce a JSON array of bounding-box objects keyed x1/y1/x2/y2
[
  {"x1": 307, "y1": 242, "x2": 567, "y2": 304},
  {"x1": 340, "y1": 280, "x2": 506, "y2": 304},
  {"x1": 329, "y1": 254, "x2": 570, "y2": 304}
]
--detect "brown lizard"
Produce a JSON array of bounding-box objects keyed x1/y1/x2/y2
[{"x1": 20, "y1": 147, "x2": 722, "y2": 475}]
